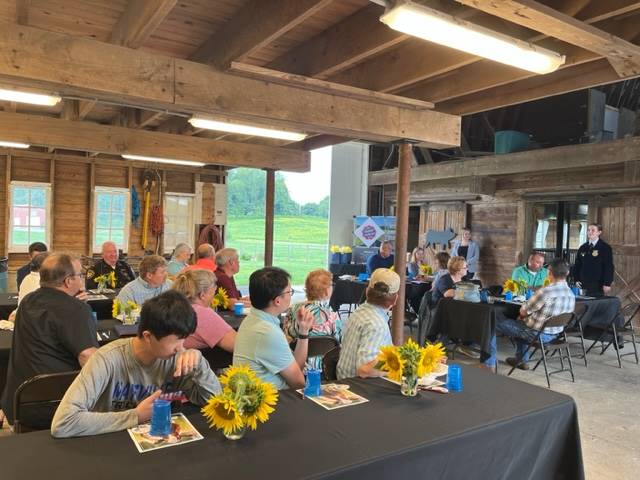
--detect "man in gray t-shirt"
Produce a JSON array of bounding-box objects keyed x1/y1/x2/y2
[{"x1": 52, "y1": 291, "x2": 221, "y2": 438}]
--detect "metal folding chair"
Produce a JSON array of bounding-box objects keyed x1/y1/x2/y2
[
  {"x1": 598, "y1": 303, "x2": 639, "y2": 365},
  {"x1": 507, "y1": 312, "x2": 575, "y2": 388},
  {"x1": 565, "y1": 303, "x2": 589, "y2": 367}
]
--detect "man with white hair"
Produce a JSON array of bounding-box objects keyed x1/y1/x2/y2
[
  {"x1": 86, "y1": 241, "x2": 135, "y2": 290},
  {"x1": 214, "y1": 248, "x2": 250, "y2": 309}
]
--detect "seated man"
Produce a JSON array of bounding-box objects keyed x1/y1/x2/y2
[
  {"x1": 116, "y1": 255, "x2": 171, "y2": 305},
  {"x1": 336, "y1": 268, "x2": 398, "y2": 380},
  {"x1": 1, "y1": 253, "x2": 98, "y2": 427},
  {"x1": 233, "y1": 267, "x2": 313, "y2": 390},
  {"x1": 214, "y1": 248, "x2": 250, "y2": 309},
  {"x1": 511, "y1": 251, "x2": 548, "y2": 288},
  {"x1": 51, "y1": 291, "x2": 221, "y2": 438},
  {"x1": 492, "y1": 258, "x2": 575, "y2": 370},
  {"x1": 16, "y1": 241, "x2": 47, "y2": 289},
  {"x1": 366, "y1": 241, "x2": 395, "y2": 275},
  {"x1": 86, "y1": 241, "x2": 136, "y2": 290},
  {"x1": 189, "y1": 243, "x2": 217, "y2": 272}
]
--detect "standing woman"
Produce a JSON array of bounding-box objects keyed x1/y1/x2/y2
[{"x1": 450, "y1": 228, "x2": 479, "y2": 280}]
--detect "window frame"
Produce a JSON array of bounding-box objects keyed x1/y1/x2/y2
[
  {"x1": 8, "y1": 181, "x2": 52, "y2": 253},
  {"x1": 163, "y1": 192, "x2": 195, "y2": 254},
  {"x1": 93, "y1": 186, "x2": 130, "y2": 253}
]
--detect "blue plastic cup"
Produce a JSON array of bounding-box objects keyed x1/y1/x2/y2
[
  {"x1": 149, "y1": 399, "x2": 172, "y2": 436},
  {"x1": 447, "y1": 364, "x2": 463, "y2": 392},
  {"x1": 304, "y1": 369, "x2": 322, "y2": 397},
  {"x1": 525, "y1": 289, "x2": 533, "y2": 300},
  {"x1": 233, "y1": 302, "x2": 244, "y2": 315},
  {"x1": 571, "y1": 286, "x2": 580, "y2": 296},
  {"x1": 479, "y1": 290, "x2": 488, "y2": 303},
  {"x1": 504, "y1": 291, "x2": 513, "y2": 301}
]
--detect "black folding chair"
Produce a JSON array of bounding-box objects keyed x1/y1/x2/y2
[
  {"x1": 417, "y1": 291, "x2": 436, "y2": 346},
  {"x1": 565, "y1": 303, "x2": 589, "y2": 367},
  {"x1": 321, "y1": 346, "x2": 341, "y2": 381},
  {"x1": 13, "y1": 370, "x2": 79, "y2": 433},
  {"x1": 308, "y1": 335, "x2": 340, "y2": 358},
  {"x1": 507, "y1": 313, "x2": 575, "y2": 389},
  {"x1": 584, "y1": 302, "x2": 635, "y2": 368}
]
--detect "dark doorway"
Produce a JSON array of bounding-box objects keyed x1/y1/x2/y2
[{"x1": 531, "y1": 201, "x2": 588, "y2": 265}]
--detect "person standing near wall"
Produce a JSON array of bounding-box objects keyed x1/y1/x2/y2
[
  {"x1": 450, "y1": 228, "x2": 479, "y2": 281},
  {"x1": 572, "y1": 223, "x2": 614, "y2": 296}
]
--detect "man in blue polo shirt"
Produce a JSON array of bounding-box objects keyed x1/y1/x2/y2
[
  {"x1": 233, "y1": 267, "x2": 314, "y2": 390},
  {"x1": 366, "y1": 241, "x2": 394, "y2": 275}
]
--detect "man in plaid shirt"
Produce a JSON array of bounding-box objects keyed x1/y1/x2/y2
[{"x1": 495, "y1": 258, "x2": 575, "y2": 370}]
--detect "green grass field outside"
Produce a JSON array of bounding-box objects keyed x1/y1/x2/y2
[{"x1": 225, "y1": 215, "x2": 329, "y2": 286}]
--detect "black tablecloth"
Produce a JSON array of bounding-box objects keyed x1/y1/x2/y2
[
  {"x1": 0, "y1": 291, "x2": 118, "y2": 320},
  {"x1": 330, "y1": 279, "x2": 431, "y2": 313},
  {"x1": 429, "y1": 299, "x2": 520, "y2": 363},
  {"x1": 329, "y1": 263, "x2": 366, "y2": 279},
  {"x1": 0, "y1": 368, "x2": 583, "y2": 479}
]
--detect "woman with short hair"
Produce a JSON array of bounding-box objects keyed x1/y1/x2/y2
[
  {"x1": 432, "y1": 256, "x2": 467, "y2": 304},
  {"x1": 167, "y1": 243, "x2": 192, "y2": 277},
  {"x1": 172, "y1": 269, "x2": 236, "y2": 352}
]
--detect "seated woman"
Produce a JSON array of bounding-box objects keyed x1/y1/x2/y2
[
  {"x1": 167, "y1": 242, "x2": 192, "y2": 278},
  {"x1": 172, "y1": 269, "x2": 236, "y2": 352},
  {"x1": 407, "y1": 247, "x2": 428, "y2": 278},
  {"x1": 18, "y1": 251, "x2": 50, "y2": 304},
  {"x1": 430, "y1": 251, "x2": 451, "y2": 291},
  {"x1": 285, "y1": 269, "x2": 342, "y2": 369},
  {"x1": 432, "y1": 256, "x2": 467, "y2": 304}
]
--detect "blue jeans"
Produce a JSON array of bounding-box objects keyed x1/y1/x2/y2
[{"x1": 486, "y1": 318, "x2": 557, "y2": 365}]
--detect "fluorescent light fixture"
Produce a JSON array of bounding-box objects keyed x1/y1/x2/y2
[
  {"x1": 380, "y1": 1, "x2": 565, "y2": 74},
  {"x1": 0, "y1": 141, "x2": 30, "y2": 149},
  {"x1": 0, "y1": 88, "x2": 61, "y2": 106},
  {"x1": 189, "y1": 117, "x2": 307, "y2": 142},
  {"x1": 122, "y1": 154, "x2": 205, "y2": 167}
]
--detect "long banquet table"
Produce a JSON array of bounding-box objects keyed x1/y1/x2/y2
[
  {"x1": 0, "y1": 366, "x2": 583, "y2": 479},
  {"x1": 330, "y1": 278, "x2": 431, "y2": 313},
  {"x1": 0, "y1": 290, "x2": 118, "y2": 320}
]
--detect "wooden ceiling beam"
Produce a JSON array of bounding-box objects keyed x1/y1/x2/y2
[
  {"x1": 266, "y1": 4, "x2": 407, "y2": 79},
  {"x1": 0, "y1": 24, "x2": 460, "y2": 147},
  {"x1": 77, "y1": 100, "x2": 97, "y2": 120},
  {"x1": 286, "y1": 134, "x2": 351, "y2": 151},
  {"x1": 456, "y1": 0, "x2": 640, "y2": 77},
  {"x1": 369, "y1": 135, "x2": 640, "y2": 185},
  {"x1": 573, "y1": 0, "x2": 640, "y2": 24},
  {"x1": 437, "y1": 58, "x2": 635, "y2": 115},
  {"x1": 0, "y1": 111, "x2": 310, "y2": 171},
  {"x1": 16, "y1": 0, "x2": 29, "y2": 25},
  {"x1": 109, "y1": 0, "x2": 177, "y2": 49},
  {"x1": 190, "y1": 0, "x2": 332, "y2": 69}
]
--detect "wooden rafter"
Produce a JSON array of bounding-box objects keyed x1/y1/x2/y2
[
  {"x1": 16, "y1": 0, "x2": 29, "y2": 25},
  {"x1": 267, "y1": 4, "x2": 407, "y2": 79},
  {"x1": 190, "y1": 0, "x2": 333, "y2": 68},
  {"x1": 457, "y1": 0, "x2": 640, "y2": 77},
  {"x1": 109, "y1": 0, "x2": 177, "y2": 49},
  {"x1": 78, "y1": 100, "x2": 97, "y2": 120},
  {"x1": 0, "y1": 111, "x2": 310, "y2": 171},
  {"x1": 0, "y1": 24, "x2": 460, "y2": 147}
]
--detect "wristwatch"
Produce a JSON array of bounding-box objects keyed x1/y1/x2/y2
[{"x1": 297, "y1": 333, "x2": 309, "y2": 340}]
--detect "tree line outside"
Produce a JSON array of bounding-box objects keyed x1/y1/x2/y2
[{"x1": 225, "y1": 168, "x2": 330, "y2": 285}]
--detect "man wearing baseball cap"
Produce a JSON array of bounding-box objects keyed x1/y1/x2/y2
[{"x1": 337, "y1": 268, "x2": 399, "y2": 379}]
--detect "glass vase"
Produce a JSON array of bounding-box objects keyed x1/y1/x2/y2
[
  {"x1": 223, "y1": 423, "x2": 246, "y2": 441},
  {"x1": 401, "y1": 375, "x2": 419, "y2": 397},
  {"x1": 97, "y1": 281, "x2": 106, "y2": 294}
]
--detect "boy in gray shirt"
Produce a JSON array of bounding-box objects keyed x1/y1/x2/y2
[{"x1": 51, "y1": 291, "x2": 221, "y2": 438}]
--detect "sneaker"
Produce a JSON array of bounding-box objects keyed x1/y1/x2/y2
[
  {"x1": 506, "y1": 357, "x2": 529, "y2": 370},
  {"x1": 455, "y1": 345, "x2": 480, "y2": 359}
]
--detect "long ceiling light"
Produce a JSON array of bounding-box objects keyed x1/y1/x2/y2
[
  {"x1": 380, "y1": 1, "x2": 565, "y2": 74},
  {"x1": 0, "y1": 88, "x2": 61, "y2": 106},
  {"x1": 0, "y1": 141, "x2": 30, "y2": 149},
  {"x1": 189, "y1": 117, "x2": 307, "y2": 142},
  {"x1": 122, "y1": 154, "x2": 205, "y2": 167}
]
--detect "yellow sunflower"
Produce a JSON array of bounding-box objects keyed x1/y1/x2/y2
[
  {"x1": 243, "y1": 381, "x2": 278, "y2": 430},
  {"x1": 111, "y1": 299, "x2": 120, "y2": 318},
  {"x1": 418, "y1": 342, "x2": 446, "y2": 377},
  {"x1": 377, "y1": 345, "x2": 404, "y2": 381},
  {"x1": 220, "y1": 364, "x2": 258, "y2": 390},
  {"x1": 107, "y1": 270, "x2": 116, "y2": 288},
  {"x1": 201, "y1": 396, "x2": 244, "y2": 435}
]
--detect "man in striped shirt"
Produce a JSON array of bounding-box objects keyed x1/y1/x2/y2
[
  {"x1": 495, "y1": 258, "x2": 575, "y2": 370},
  {"x1": 337, "y1": 268, "x2": 398, "y2": 380}
]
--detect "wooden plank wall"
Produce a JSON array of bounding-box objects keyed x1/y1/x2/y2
[{"x1": 0, "y1": 153, "x2": 225, "y2": 288}]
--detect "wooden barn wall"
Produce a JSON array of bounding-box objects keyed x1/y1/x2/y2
[
  {"x1": 0, "y1": 153, "x2": 225, "y2": 290},
  {"x1": 380, "y1": 162, "x2": 638, "y2": 287}
]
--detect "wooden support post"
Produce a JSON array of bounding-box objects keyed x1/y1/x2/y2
[
  {"x1": 264, "y1": 169, "x2": 275, "y2": 267},
  {"x1": 391, "y1": 142, "x2": 412, "y2": 345}
]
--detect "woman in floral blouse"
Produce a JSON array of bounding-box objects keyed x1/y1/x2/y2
[{"x1": 285, "y1": 269, "x2": 342, "y2": 370}]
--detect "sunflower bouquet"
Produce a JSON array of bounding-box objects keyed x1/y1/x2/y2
[
  {"x1": 503, "y1": 278, "x2": 528, "y2": 296},
  {"x1": 202, "y1": 365, "x2": 278, "y2": 440},
  {"x1": 94, "y1": 271, "x2": 116, "y2": 291},
  {"x1": 542, "y1": 276, "x2": 551, "y2": 287},
  {"x1": 419, "y1": 264, "x2": 433, "y2": 276},
  {"x1": 377, "y1": 338, "x2": 446, "y2": 396},
  {"x1": 112, "y1": 299, "x2": 140, "y2": 325},
  {"x1": 211, "y1": 287, "x2": 230, "y2": 310}
]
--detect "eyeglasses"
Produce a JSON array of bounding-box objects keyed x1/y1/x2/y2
[
  {"x1": 67, "y1": 272, "x2": 86, "y2": 280},
  {"x1": 277, "y1": 288, "x2": 298, "y2": 298}
]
